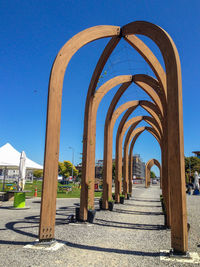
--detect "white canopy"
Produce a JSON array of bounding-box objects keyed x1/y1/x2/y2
[{"x1": 0, "y1": 143, "x2": 43, "y2": 170}]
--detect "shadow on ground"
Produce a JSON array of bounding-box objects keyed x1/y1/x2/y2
[
  {"x1": 0, "y1": 217, "x2": 161, "y2": 258},
  {"x1": 94, "y1": 218, "x2": 165, "y2": 230}
]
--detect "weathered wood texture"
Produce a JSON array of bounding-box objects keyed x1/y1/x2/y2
[
  {"x1": 80, "y1": 75, "x2": 132, "y2": 217},
  {"x1": 124, "y1": 124, "x2": 161, "y2": 195},
  {"x1": 39, "y1": 26, "x2": 120, "y2": 239},
  {"x1": 40, "y1": 21, "x2": 186, "y2": 253},
  {"x1": 80, "y1": 37, "x2": 121, "y2": 220},
  {"x1": 145, "y1": 159, "x2": 161, "y2": 188},
  {"x1": 101, "y1": 101, "x2": 139, "y2": 208},
  {"x1": 122, "y1": 21, "x2": 187, "y2": 253}
]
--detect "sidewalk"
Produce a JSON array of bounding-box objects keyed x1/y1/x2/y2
[{"x1": 0, "y1": 184, "x2": 199, "y2": 266}]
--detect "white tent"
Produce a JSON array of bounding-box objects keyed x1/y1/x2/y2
[{"x1": 0, "y1": 143, "x2": 43, "y2": 170}]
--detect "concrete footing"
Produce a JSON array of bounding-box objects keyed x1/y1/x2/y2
[
  {"x1": 160, "y1": 250, "x2": 200, "y2": 264},
  {"x1": 24, "y1": 239, "x2": 65, "y2": 251}
]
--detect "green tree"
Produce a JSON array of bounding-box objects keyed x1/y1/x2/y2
[
  {"x1": 185, "y1": 156, "x2": 200, "y2": 175},
  {"x1": 112, "y1": 162, "x2": 115, "y2": 180},
  {"x1": 58, "y1": 161, "x2": 78, "y2": 179},
  {"x1": 150, "y1": 171, "x2": 156, "y2": 178},
  {"x1": 33, "y1": 169, "x2": 43, "y2": 178}
]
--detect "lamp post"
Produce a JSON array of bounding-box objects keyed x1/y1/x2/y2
[{"x1": 68, "y1": 147, "x2": 74, "y2": 181}]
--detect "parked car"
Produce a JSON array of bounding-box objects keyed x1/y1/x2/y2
[{"x1": 152, "y1": 179, "x2": 157, "y2": 184}]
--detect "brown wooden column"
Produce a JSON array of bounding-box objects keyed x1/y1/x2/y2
[
  {"x1": 102, "y1": 100, "x2": 139, "y2": 208},
  {"x1": 81, "y1": 75, "x2": 133, "y2": 215},
  {"x1": 102, "y1": 82, "x2": 133, "y2": 209},
  {"x1": 80, "y1": 36, "x2": 121, "y2": 220},
  {"x1": 129, "y1": 131, "x2": 145, "y2": 193},
  {"x1": 122, "y1": 21, "x2": 187, "y2": 253},
  {"x1": 39, "y1": 25, "x2": 120, "y2": 240},
  {"x1": 115, "y1": 107, "x2": 136, "y2": 202},
  {"x1": 115, "y1": 116, "x2": 142, "y2": 200}
]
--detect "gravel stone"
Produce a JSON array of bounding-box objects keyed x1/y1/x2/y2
[{"x1": 0, "y1": 184, "x2": 199, "y2": 266}]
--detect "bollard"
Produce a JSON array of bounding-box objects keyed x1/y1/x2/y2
[{"x1": 34, "y1": 187, "x2": 37, "y2": 197}]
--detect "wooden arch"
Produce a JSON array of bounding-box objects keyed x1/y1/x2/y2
[
  {"x1": 123, "y1": 121, "x2": 161, "y2": 198},
  {"x1": 122, "y1": 21, "x2": 187, "y2": 252},
  {"x1": 128, "y1": 127, "x2": 161, "y2": 192},
  {"x1": 127, "y1": 119, "x2": 171, "y2": 229},
  {"x1": 81, "y1": 28, "x2": 167, "y2": 219},
  {"x1": 145, "y1": 159, "x2": 161, "y2": 188},
  {"x1": 39, "y1": 21, "x2": 186, "y2": 254},
  {"x1": 102, "y1": 74, "x2": 164, "y2": 209},
  {"x1": 39, "y1": 26, "x2": 120, "y2": 240},
  {"x1": 81, "y1": 75, "x2": 133, "y2": 216}
]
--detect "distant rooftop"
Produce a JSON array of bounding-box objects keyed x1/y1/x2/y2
[{"x1": 192, "y1": 151, "x2": 200, "y2": 158}]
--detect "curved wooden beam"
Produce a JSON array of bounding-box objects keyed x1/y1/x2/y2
[
  {"x1": 122, "y1": 21, "x2": 187, "y2": 252},
  {"x1": 133, "y1": 74, "x2": 167, "y2": 111},
  {"x1": 103, "y1": 73, "x2": 166, "y2": 207},
  {"x1": 124, "y1": 34, "x2": 166, "y2": 97},
  {"x1": 80, "y1": 37, "x2": 121, "y2": 220},
  {"x1": 102, "y1": 100, "x2": 139, "y2": 209},
  {"x1": 143, "y1": 116, "x2": 163, "y2": 137},
  {"x1": 139, "y1": 100, "x2": 163, "y2": 126},
  {"x1": 123, "y1": 121, "x2": 161, "y2": 197},
  {"x1": 115, "y1": 106, "x2": 163, "y2": 201},
  {"x1": 114, "y1": 116, "x2": 143, "y2": 202},
  {"x1": 133, "y1": 76, "x2": 164, "y2": 116},
  {"x1": 80, "y1": 75, "x2": 132, "y2": 217},
  {"x1": 145, "y1": 158, "x2": 161, "y2": 188},
  {"x1": 40, "y1": 26, "x2": 120, "y2": 240},
  {"x1": 81, "y1": 26, "x2": 167, "y2": 219},
  {"x1": 128, "y1": 127, "x2": 161, "y2": 193}
]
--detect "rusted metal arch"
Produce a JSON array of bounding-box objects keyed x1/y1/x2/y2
[
  {"x1": 123, "y1": 119, "x2": 161, "y2": 198},
  {"x1": 122, "y1": 21, "x2": 187, "y2": 253},
  {"x1": 145, "y1": 158, "x2": 161, "y2": 188}
]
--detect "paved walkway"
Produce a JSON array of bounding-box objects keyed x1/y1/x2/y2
[{"x1": 0, "y1": 184, "x2": 199, "y2": 266}]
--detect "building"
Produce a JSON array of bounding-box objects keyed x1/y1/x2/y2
[
  {"x1": 192, "y1": 151, "x2": 200, "y2": 159},
  {"x1": 132, "y1": 154, "x2": 145, "y2": 179}
]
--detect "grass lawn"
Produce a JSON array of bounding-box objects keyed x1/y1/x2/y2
[{"x1": 0, "y1": 180, "x2": 102, "y2": 198}]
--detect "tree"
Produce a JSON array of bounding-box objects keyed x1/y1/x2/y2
[
  {"x1": 185, "y1": 156, "x2": 200, "y2": 175},
  {"x1": 112, "y1": 162, "x2": 115, "y2": 180},
  {"x1": 58, "y1": 161, "x2": 78, "y2": 179},
  {"x1": 150, "y1": 171, "x2": 156, "y2": 178},
  {"x1": 33, "y1": 169, "x2": 43, "y2": 178}
]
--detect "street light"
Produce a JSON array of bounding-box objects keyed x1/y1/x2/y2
[{"x1": 68, "y1": 146, "x2": 74, "y2": 180}]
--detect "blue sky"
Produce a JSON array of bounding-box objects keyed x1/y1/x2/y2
[{"x1": 1, "y1": 0, "x2": 200, "y2": 175}]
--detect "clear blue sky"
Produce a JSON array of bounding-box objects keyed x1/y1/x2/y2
[{"x1": 1, "y1": 0, "x2": 200, "y2": 175}]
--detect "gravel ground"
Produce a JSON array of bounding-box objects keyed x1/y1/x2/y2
[{"x1": 0, "y1": 184, "x2": 199, "y2": 267}]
